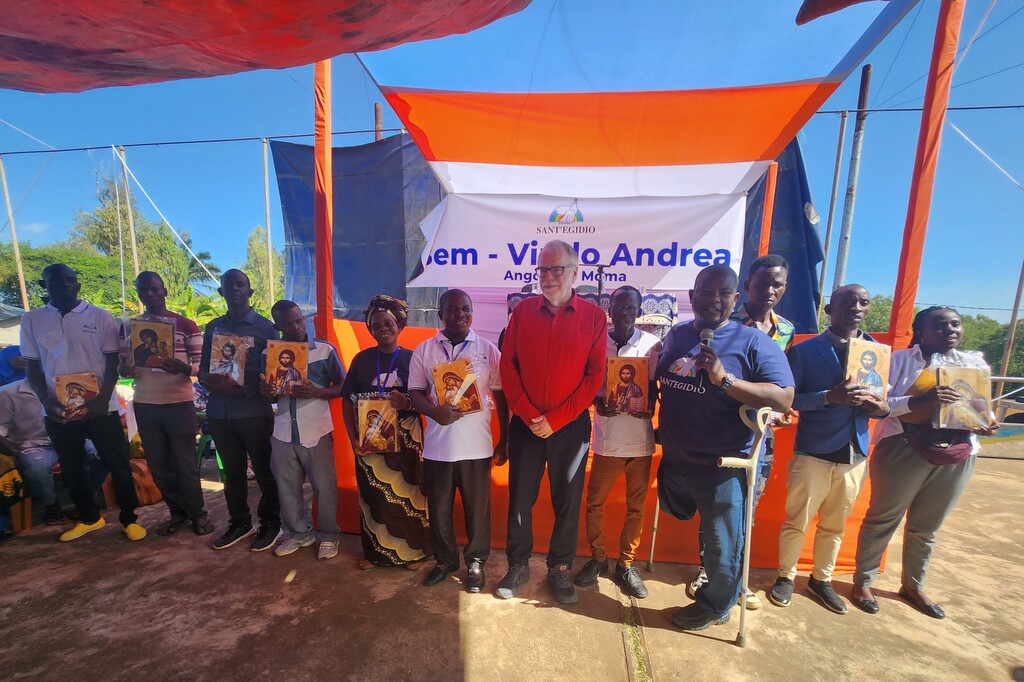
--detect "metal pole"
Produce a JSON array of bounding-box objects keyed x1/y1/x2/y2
[
  {"x1": 817, "y1": 111, "x2": 848, "y2": 324},
  {"x1": 263, "y1": 138, "x2": 274, "y2": 307},
  {"x1": 0, "y1": 154, "x2": 30, "y2": 310},
  {"x1": 832, "y1": 65, "x2": 872, "y2": 291},
  {"x1": 117, "y1": 146, "x2": 141, "y2": 277},
  {"x1": 374, "y1": 102, "x2": 383, "y2": 142},
  {"x1": 645, "y1": 501, "x2": 662, "y2": 572},
  {"x1": 995, "y1": 258, "x2": 1024, "y2": 420}
]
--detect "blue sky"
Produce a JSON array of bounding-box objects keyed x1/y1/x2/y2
[{"x1": 0, "y1": 0, "x2": 1020, "y2": 320}]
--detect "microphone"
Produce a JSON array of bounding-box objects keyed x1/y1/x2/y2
[{"x1": 698, "y1": 328, "x2": 714, "y2": 384}]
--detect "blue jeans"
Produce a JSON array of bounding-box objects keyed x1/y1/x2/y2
[
  {"x1": 677, "y1": 464, "x2": 746, "y2": 617},
  {"x1": 16, "y1": 442, "x2": 105, "y2": 506}
]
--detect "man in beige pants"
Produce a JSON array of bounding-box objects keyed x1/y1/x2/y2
[{"x1": 768, "y1": 285, "x2": 888, "y2": 614}]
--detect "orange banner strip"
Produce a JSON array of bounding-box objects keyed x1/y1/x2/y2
[{"x1": 385, "y1": 81, "x2": 839, "y2": 168}]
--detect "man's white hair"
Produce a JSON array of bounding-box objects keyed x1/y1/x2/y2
[{"x1": 540, "y1": 239, "x2": 579, "y2": 266}]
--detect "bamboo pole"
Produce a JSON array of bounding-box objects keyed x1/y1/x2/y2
[
  {"x1": 263, "y1": 138, "x2": 274, "y2": 306},
  {"x1": 117, "y1": 146, "x2": 141, "y2": 277},
  {"x1": 817, "y1": 111, "x2": 848, "y2": 325},
  {"x1": 0, "y1": 154, "x2": 30, "y2": 309}
]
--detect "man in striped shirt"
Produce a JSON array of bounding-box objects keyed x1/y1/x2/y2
[{"x1": 122, "y1": 271, "x2": 213, "y2": 536}]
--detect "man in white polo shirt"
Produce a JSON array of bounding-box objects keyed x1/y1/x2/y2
[
  {"x1": 409, "y1": 289, "x2": 508, "y2": 593},
  {"x1": 574, "y1": 286, "x2": 660, "y2": 599},
  {"x1": 21, "y1": 263, "x2": 144, "y2": 542}
]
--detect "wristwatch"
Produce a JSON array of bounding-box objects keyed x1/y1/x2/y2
[{"x1": 718, "y1": 372, "x2": 736, "y2": 392}]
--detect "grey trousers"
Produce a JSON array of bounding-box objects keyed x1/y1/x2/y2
[
  {"x1": 854, "y1": 434, "x2": 976, "y2": 590},
  {"x1": 270, "y1": 433, "x2": 340, "y2": 541}
]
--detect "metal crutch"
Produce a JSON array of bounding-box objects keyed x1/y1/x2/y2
[
  {"x1": 645, "y1": 499, "x2": 662, "y2": 572},
  {"x1": 718, "y1": 405, "x2": 771, "y2": 649}
]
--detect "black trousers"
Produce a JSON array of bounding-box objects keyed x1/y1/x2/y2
[
  {"x1": 135, "y1": 401, "x2": 206, "y2": 521},
  {"x1": 506, "y1": 412, "x2": 591, "y2": 569},
  {"x1": 208, "y1": 416, "x2": 278, "y2": 527},
  {"x1": 45, "y1": 411, "x2": 137, "y2": 526},
  {"x1": 423, "y1": 457, "x2": 492, "y2": 568}
]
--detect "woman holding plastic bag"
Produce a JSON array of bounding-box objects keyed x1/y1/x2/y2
[{"x1": 851, "y1": 306, "x2": 998, "y2": 618}]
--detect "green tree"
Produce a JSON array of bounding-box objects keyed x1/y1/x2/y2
[
  {"x1": 0, "y1": 242, "x2": 127, "y2": 312},
  {"x1": 815, "y1": 294, "x2": 894, "y2": 334},
  {"x1": 180, "y1": 232, "x2": 222, "y2": 291},
  {"x1": 165, "y1": 287, "x2": 225, "y2": 328},
  {"x1": 241, "y1": 225, "x2": 285, "y2": 314},
  {"x1": 68, "y1": 175, "x2": 219, "y2": 300}
]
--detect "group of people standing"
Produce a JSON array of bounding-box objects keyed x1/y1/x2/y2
[{"x1": 13, "y1": 239, "x2": 996, "y2": 630}]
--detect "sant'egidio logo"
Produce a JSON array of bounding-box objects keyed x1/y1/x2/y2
[{"x1": 549, "y1": 199, "x2": 583, "y2": 224}]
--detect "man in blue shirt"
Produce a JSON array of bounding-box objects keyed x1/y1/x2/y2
[
  {"x1": 200, "y1": 270, "x2": 280, "y2": 552},
  {"x1": 657, "y1": 264, "x2": 794, "y2": 631}
]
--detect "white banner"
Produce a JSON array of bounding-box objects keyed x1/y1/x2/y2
[{"x1": 408, "y1": 193, "x2": 746, "y2": 290}]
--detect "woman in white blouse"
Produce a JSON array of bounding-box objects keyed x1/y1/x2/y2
[{"x1": 851, "y1": 306, "x2": 997, "y2": 619}]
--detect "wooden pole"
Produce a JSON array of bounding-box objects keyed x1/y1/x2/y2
[
  {"x1": 263, "y1": 138, "x2": 274, "y2": 307},
  {"x1": 817, "y1": 111, "x2": 848, "y2": 324},
  {"x1": 374, "y1": 102, "x2": 383, "y2": 142},
  {"x1": 0, "y1": 154, "x2": 30, "y2": 310},
  {"x1": 832, "y1": 65, "x2": 872, "y2": 291},
  {"x1": 757, "y1": 162, "x2": 779, "y2": 257},
  {"x1": 117, "y1": 146, "x2": 141, "y2": 277},
  {"x1": 889, "y1": 0, "x2": 966, "y2": 349}
]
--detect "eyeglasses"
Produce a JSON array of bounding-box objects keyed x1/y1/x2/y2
[
  {"x1": 535, "y1": 265, "x2": 571, "y2": 278},
  {"x1": 610, "y1": 304, "x2": 639, "y2": 312}
]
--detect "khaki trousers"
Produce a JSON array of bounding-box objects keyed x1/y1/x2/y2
[
  {"x1": 778, "y1": 453, "x2": 867, "y2": 581},
  {"x1": 585, "y1": 453, "x2": 653, "y2": 565}
]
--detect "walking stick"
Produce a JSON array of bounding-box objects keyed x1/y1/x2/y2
[
  {"x1": 645, "y1": 499, "x2": 662, "y2": 572},
  {"x1": 718, "y1": 405, "x2": 771, "y2": 649}
]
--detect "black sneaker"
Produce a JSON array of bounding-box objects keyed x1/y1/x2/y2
[
  {"x1": 250, "y1": 525, "x2": 283, "y2": 553},
  {"x1": 768, "y1": 577, "x2": 794, "y2": 607},
  {"x1": 615, "y1": 562, "x2": 649, "y2": 599},
  {"x1": 212, "y1": 521, "x2": 255, "y2": 550},
  {"x1": 496, "y1": 563, "x2": 530, "y2": 599},
  {"x1": 466, "y1": 560, "x2": 485, "y2": 594},
  {"x1": 808, "y1": 577, "x2": 848, "y2": 614},
  {"x1": 671, "y1": 602, "x2": 730, "y2": 631},
  {"x1": 547, "y1": 564, "x2": 578, "y2": 605},
  {"x1": 573, "y1": 558, "x2": 609, "y2": 586}
]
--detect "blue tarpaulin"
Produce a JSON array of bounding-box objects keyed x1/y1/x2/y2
[
  {"x1": 741, "y1": 138, "x2": 825, "y2": 333},
  {"x1": 271, "y1": 134, "x2": 444, "y2": 326}
]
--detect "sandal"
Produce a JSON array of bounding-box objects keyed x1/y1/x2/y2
[
  {"x1": 403, "y1": 559, "x2": 426, "y2": 571},
  {"x1": 358, "y1": 558, "x2": 377, "y2": 571}
]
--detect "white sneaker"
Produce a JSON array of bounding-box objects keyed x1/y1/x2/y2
[
  {"x1": 318, "y1": 540, "x2": 340, "y2": 561},
  {"x1": 740, "y1": 587, "x2": 762, "y2": 610},
  {"x1": 273, "y1": 535, "x2": 315, "y2": 557},
  {"x1": 686, "y1": 565, "x2": 708, "y2": 599}
]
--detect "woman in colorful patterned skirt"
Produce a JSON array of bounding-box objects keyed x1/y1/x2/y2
[{"x1": 341, "y1": 294, "x2": 431, "y2": 570}]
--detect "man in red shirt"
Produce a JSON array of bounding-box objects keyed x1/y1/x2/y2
[{"x1": 497, "y1": 240, "x2": 607, "y2": 605}]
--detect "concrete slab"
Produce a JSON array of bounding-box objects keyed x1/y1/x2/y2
[{"x1": 2, "y1": 457, "x2": 1022, "y2": 681}]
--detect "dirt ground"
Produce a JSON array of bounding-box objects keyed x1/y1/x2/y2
[{"x1": 2, "y1": 449, "x2": 1022, "y2": 682}]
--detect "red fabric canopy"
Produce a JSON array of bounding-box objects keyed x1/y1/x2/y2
[{"x1": 0, "y1": 0, "x2": 530, "y2": 93}]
